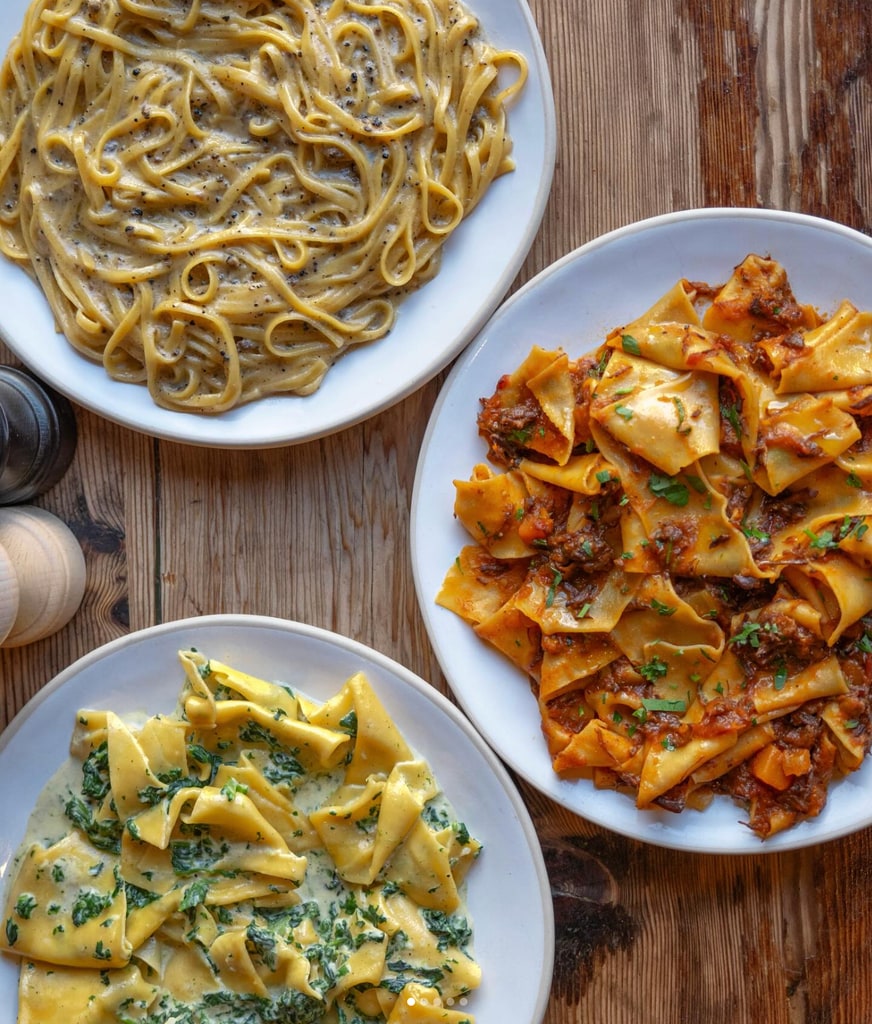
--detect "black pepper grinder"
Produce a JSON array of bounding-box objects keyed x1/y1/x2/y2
[{"x1": 0, "y1": 366, "x2": 77, "y2": 505}]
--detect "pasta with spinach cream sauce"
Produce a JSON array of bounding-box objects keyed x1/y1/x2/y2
[
  {"x1": 1, "y1": 650, "x2": 483, "y2": 1022},
  {"x1": 0, "y1": 0, "x2": 526, "y2": 412}
]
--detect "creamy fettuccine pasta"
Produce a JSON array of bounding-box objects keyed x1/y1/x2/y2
[
  {"x1": 1, "y1": 651, "x2": 481, "y2": 1022},
  {"x1": 0, "y1": 0, "x2": 525, "y2": 412},
  {"x1": 439, "y1": 254, "x2": 872, "y2": 838}
]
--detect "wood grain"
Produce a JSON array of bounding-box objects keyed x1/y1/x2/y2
[{"x1": 2, "y1": 0, "x2": 872, "y2": 1021}]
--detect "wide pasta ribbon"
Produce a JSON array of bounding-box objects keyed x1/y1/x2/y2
[{"x1": 591, "y1": 422, "x2": 766, "y2": 579}]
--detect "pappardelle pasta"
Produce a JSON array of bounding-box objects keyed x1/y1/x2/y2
[
  {"x1": 1, "y1": 651, "x2": 482, "y2": 1022},
  {"x1": 438, "y1": 254, "x2": 872, "y2": 838},
  {"x1": 0, "y1": 0, "x2": 526, "y2": 412}
]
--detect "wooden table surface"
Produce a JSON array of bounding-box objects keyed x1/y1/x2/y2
[{"x1": 2, "y1": 1, "x2": 871, "y2": 1021}]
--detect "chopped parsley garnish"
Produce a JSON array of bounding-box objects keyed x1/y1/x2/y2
[
  {"x1": 672, "y1": 396, "x2": 692, "y2": 434},
  {"x1": 721, "y1": 400, "x2": 743, "y2": 437},
  {"x1": 648, "y1": 474, "x2": 690, "y2": 507},
  {"x1": 742, "y1": 523, "x2": 771, "y2": 543},
  {"x1": 507, "y1": 426, "x2": 533, "y2": 445},
  {"x1": 650, "y1": 599, "x2": 676, "y2": 616},
  {"x1": 804, "y1": 517, "x2": 867, "y2": 552},
  {"x1": 804, "y1": 527, "x2": 838, "y2": 550},
  {"x1": 729, "y1": 620, "x2": 780, "y2": 648},
  {"x1": 545, "y1": 568, "x2": 563, "y2": 608},
  {"x1": 638, "y1": 656, "x2": 669, "y2": 683}
]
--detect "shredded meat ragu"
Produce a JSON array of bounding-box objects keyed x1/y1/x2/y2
[
  {"x1": 444, "y1": 255, "x2": 872, "y2": 842},
  {"x1": 731, "y1": 611, "x2": 828, "y2": 675},
  {"x1": 477, "y1": 385, "x2": 544, "y2": 468}
]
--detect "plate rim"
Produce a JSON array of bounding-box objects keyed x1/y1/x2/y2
[
  {"x1": 0, "y1": 0, "x2": 557, "y2": 449},
  {"x1": 411, "y1": 205, "x2": 872, "y2": 854},
  {"x1": 0, "y1": 612, "x2": 556, "y2": 1023}
]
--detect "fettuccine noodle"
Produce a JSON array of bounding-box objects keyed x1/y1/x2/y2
[{"x1": 0, "y1": 0, "x2": 526, "y2": 412}]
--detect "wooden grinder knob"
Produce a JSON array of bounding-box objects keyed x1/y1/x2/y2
[
  {"x1": 0, "y1": 542, "x2": 19, "y2": 646},
  {"x1": 0, "y1": 505, "x2": 86, "y2": 648}
]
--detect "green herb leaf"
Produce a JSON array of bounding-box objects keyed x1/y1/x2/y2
[
  {"x1": 648, "y1": 474, "x2": 690, "y2": 507},
  {"x1": 545, "y1": 569, "x2": 563, "y2": 608},
  {"x1": 729, "y1": 620, "x2": 780, "y2": 648},
  {"x1": 722, "y1": 401, "x2": 743, "y2": 437},
  {"x1": 804, "y1": 527, "x2": 837, "y2": 550},
  {"x1": 742, "y1": 523, "x2": 771, "y2": 543},
  {"x1": 650, "y1": 599, "x2": 676, "y2": 617},
  {"x1": 638, "y1": 656, "x2": 669, "y2": 683},
  {"x1": 641, "y1": 697, "x2": 687, "y2": 714}
]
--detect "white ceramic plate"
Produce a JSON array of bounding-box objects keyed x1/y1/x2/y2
[
  {"x1": 0, "y1": 615, "x2": 554, "y2": 1022},
  {"x1": 0, "y1": 1, "x2": 554, "y2": 448},
  {"x1": 412, "y1": 207, "x2": 872, "y2": 854}
]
